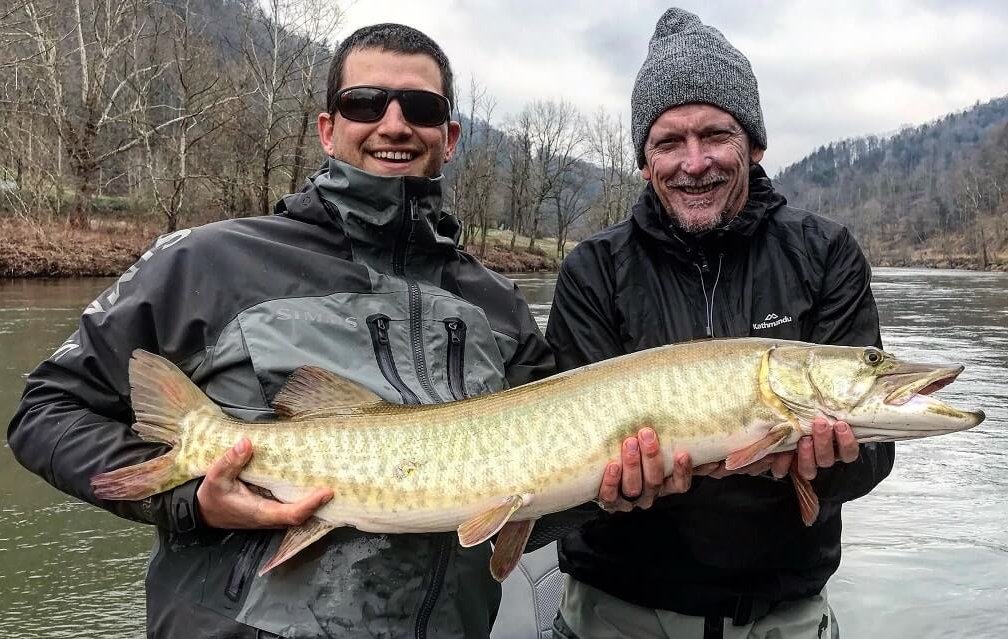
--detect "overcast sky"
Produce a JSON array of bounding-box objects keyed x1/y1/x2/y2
[{"x1": 340, "y1": 1, "x2": 1008, "y2": 175}]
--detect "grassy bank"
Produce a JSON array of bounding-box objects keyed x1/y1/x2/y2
[
  {"x1": 4, "y1": 215, "x2": 1005, "y2": 278},
  {"x1": 0, "y1": 217, "x2": 564, "y2": 278}
]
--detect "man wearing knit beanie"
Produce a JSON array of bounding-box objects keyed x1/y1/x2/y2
[{"x1": 545, "y1": 7, "x2": 891, "y2": 639}]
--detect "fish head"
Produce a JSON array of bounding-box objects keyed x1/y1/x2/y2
[{"x1": 767, "y1": 344, "x2": 985, "y2": 441}]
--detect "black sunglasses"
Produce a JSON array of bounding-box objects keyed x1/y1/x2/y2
[{"x1": 336, "y1": 86, "x2": 451, "y2": 127}]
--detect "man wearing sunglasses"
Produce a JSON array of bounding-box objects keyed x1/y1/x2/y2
[
  {"x1": 545, "y1": 8, "x2": 894, "y2": 639},
  {"x1": 9, "y1": 21, "x2": 698, "y2": 639}
]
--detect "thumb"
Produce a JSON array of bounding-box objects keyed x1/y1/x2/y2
[{"x1": 208, "y1": 437, "x2": 253, "y2": 484}]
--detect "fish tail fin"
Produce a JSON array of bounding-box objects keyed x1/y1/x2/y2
[
  {"x1": 128, "y1": 349, "x2": 221, "y2": 445},
  {"x1": 91, "y1": 451, "x2": 183, "y2": 500},
  {"x1": 91, "y1": 350, "x2": 218, "y2": 501}
]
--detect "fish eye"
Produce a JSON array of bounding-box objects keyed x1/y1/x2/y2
[{"x1": 863, "y1": 348, "x2": 884, "y2": 365}]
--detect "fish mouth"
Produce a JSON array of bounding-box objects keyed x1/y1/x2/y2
[
  {"x1": 854, "y1": 360, "x2": 986, "y2": 436},
  {"x1": 881, "y1": 363, "x2": 965, "y2": 406}
]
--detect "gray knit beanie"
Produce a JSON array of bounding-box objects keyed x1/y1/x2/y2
[{"x1": 631, "y1": 8, "x2": 766, "y2": 168}]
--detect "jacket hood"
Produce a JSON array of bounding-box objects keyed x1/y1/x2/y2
[{"x1": 631, "y1": 164, "x2": 787, "y2": 255}]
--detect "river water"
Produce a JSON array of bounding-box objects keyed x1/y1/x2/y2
[{"x1": 1, "y1": 269, "x2": 1005, "y2": 638}]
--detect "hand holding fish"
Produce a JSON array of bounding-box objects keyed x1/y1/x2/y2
[
  {"x1": 196, "y1": 437, "x2": 333, "y2": 529},
  {"x1": 689, "y1": 418, "x2": 861, "y2": 480},
  {"x1": 597, "y1": 427, "x2": 703, "y2": 512}
]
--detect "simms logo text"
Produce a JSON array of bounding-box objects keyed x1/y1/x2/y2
[{"x1": 277, "y1": 308, "x2": 359, "y2": 329}]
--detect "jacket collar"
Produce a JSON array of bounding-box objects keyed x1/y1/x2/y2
[
  {"x1": 631, "y1": 164, "x2": 787, "y2": 255},
  {"x1": 276, "y1": 158, "x2": 462, "y2": 252}
]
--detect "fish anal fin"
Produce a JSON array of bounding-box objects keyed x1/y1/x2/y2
[
  {"x1": 457, "y1": 495, "x2": 526, "y2": 547},
  {"x1": 490, "y1": 519, "x2": 535, "y2": 582},
  {"x1": 258, "y1": 517, "x2": 336, "y2": 576},
  {"x1": 272, "y1": 366, "x2": 386, "y2": 419},
  {"x1": 790, "y1": 470, "x2": 820, "y2": 526},
  {"x1": 724, "y1": 425, "x2": 791, "y2": 471}
]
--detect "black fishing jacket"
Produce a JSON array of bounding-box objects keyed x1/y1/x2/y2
[
  {"x1": 8, "y1": 159, "x2": 554, "y2": 638},
  {"x1": 545, "y1": 165, "x2": 895, "y2": 620}
]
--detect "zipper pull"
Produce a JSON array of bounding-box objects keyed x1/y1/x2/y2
[
  {"x1": 447, "y1": 320, "x2": 460, "y2": 343},
  {"x1": 698, "y1": 252, "x2": 710, "y2": 273},
  {"x1": 376, "y1": 317, "x2": 389, "y2": 344}
]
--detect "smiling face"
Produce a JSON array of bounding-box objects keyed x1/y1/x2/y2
[
  {"x1": 318, "y1": 48, "x2": 461, "y2": 178},
  {"x1": 641, "y1": 104, "x2": 765, "y2": 233}
]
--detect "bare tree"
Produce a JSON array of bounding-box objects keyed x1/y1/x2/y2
[
  {"x1": 503, "y1": 111, "x2": 534, "y2": 250},
  {"x1": 286, "y1": 0, "x2": 341, "y2": 193},
  {"x1": 585, "y1": 107, "x2": 639, "y2": 229},
  {"x1": 523, "y1": 99, "x2": 583, "y2": 251},
  {"x1": 448, "y1": 77, "x2": 503, "y2": 255},
  {"x1": 12, "y1": 0, "x2": 180, "y2": 226},
  {"x1": 239, "y1": 0, "x2": 332, "y2": 216},
  {"x1": 552, "y1": 162, "x2": 593, "y2": 259},
  {"x1": 139, "y1": 0, "x2": 243, "y2": 232}
]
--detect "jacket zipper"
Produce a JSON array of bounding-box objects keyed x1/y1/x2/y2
[
  {"x1": 444, "y1": 318, "x2": 468, "y2": 401},
  {"x1": 392, "y1": 196, "x2": 451, "y2": 637},
  {"x1": 225, "y1": 532, "x2": 271, "y2": 602},
  {"x1": 367, "y1": 314, "x2": 421, "y2": 405},
  {"x1": 414, "y1": 534, "x2": 453, "y2": 639},
  {"x1": 397, "y1": 197, "x2": 441, "y2": 404},
  {"x1": 694, "y1": 253, "x2": 724, "y2": 338}
]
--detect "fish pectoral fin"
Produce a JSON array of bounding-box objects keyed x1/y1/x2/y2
[
  {"x1": 258, "y1": 517, "x2": 336, "y2": 576},
  {"x1": 790, "y1": 470, "x2": 820, "y2": 526},
  {"x1": 724, "y1": 424, "x2": 791, "y2": 471},
  {"x1": 457, "y1": 495, "x2": 526, "y2": 547},
  {"x1": 490, "y1": 519, "x2": 536, "y2": 582},
  {"x1": 272, "y1": 366, "x2": 387, "y2": 419}
]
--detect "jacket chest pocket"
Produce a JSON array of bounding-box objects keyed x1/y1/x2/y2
[
  {"x1": 234, "y1": 291, "x2": 508, "y2": 407},
  {"x1": 367, "y1": 297, "x2": 507, "y2": 404}
]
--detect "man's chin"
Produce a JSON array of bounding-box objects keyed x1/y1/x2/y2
[{"x1": 671, "y1": 207, "x2": 724, "y2": 234}]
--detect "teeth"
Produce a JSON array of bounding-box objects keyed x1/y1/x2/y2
[
  {"x1": 373, "y1": 150, "x2": 414, "y2": 161},
  {"x1": 680, "y1": 184, "x2": 718, "y2": 194}
]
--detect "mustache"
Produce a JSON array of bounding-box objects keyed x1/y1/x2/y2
[{"x1": 668, "y1": 171, "x2": 729, "y2": 188}]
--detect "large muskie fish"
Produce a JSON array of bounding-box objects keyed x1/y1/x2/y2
[{"x1": 91, "y1": 338, "x2": 985, "y2": 580}]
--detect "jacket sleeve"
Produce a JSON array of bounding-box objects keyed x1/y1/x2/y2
[
  {"x1": 502, "y1": 283, "x2": 555, "y2": 388},
  {"x1": 545, "y1": 246, "x2": 626, "y2": 371},
  {"x1": 7, "y1": 235, "x2": 205, "y2": 533},
  {"x1": 806, "y1": 227, "x2": 895, "y2": 503}
]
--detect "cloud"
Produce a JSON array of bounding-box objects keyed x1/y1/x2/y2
[{"x1": 339, "y1": 1, "x2": 1008, "y2": 174}]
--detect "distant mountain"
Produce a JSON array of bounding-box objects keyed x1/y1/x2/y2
[{"x1": 774, "y1": 96, "x2": 1008, "y2": 267}]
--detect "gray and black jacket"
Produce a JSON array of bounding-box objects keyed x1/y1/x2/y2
[
  {"x1": 8, "y1": 158, "x2": 554, "y2": 638},
  {"x1": 546, "y1": 165, "x2": 895, "y2": 623}
]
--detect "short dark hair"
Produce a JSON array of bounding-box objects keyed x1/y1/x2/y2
[{"x1": 326, "y1": 23, "x2": 454, "y2": 116}]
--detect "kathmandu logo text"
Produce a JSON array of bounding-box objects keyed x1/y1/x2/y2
[{"x1": 752, "y1": 312, "x2": 793, "y2": 331}]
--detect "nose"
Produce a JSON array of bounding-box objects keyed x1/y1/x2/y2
[
  {"x1": 375, "y1": 99, "x2": 412, "y2": 139},
  {"x1": 680, "y1": 137, "x2": 712, "y2": 175}
]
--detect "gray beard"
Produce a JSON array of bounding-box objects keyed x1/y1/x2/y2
[{"x1": 668, "y1": 205, "x2": 734, "y2": 234}]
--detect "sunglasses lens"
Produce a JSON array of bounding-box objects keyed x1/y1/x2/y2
[
  {"x1": 399, "y1": 91, "x2": 450, "y2": 126},
  {"x1": 338, "y1": 87, "x2": 450, "y2": 126},
  {"x1": 338, "y1": 87, "x2": 388, "y2": 122}
]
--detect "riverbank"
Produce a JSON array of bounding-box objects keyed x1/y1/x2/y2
[
  {"x1": 4, "y1": 216, "x2": 1007, "y2": 277},
  {"x1": 0, "y1": 217, "x2": 560, "y2": 277}
]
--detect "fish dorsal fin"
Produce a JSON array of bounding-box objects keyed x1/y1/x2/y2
[{"x1": 272, "y1": 366, "x2": 386, "y2": 419}]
